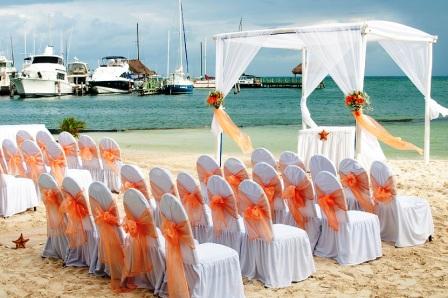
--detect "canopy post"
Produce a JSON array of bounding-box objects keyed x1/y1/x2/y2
[
  {"x1": 301, "y1": 48, "x2": 307, "y2": 129},
  {"x1": 216, "y1": 132, "x2": 223, "y2": 166},
  {"x1": 355, "y1": 32, "x2": 367, "y2": 159},
  {"x1": 424, "y1": 42, "x2": 433, "y2": 164}
]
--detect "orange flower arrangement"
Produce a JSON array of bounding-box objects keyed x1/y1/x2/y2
[
  {"x1": 207, "y1": 90, "x2": 224, "y2": 109},
  {"x1": 345, "y1": 90, "x2": 370, "y2": 112}
]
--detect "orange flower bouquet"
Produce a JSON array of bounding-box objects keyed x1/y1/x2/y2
[
  {"x1": 207, "y1": 90, "x2": 224, "y2": 109},
  {"x1": 345, "y1": 90, "x2": 370, "y2": 112}
]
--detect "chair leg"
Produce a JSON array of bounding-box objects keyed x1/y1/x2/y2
[{"x1": 428, "y1": 235, "x2": 433, "y2": 242}]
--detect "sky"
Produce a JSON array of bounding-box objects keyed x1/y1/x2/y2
[{"x1": 0, "y1": 0, "x2": 447, "y2": 76}]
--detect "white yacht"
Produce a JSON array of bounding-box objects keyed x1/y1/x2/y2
[
  {"x1": 89, "y1": 56, "x2": 133, "y2": 94},
  {"x1": 0, "y1": 56, "x2": 16, "y2": 95},
  {"x1": 12, "y1": 46, "x2": 72, "y2": 98}
]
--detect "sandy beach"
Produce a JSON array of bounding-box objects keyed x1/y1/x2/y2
[{"x1": 1, "y1": 133, "x2": 447, "y2": 298}]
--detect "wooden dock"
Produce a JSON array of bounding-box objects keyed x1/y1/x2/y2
[{"x1": 259, "y1": 77, "x2": 324, "y2": 89}]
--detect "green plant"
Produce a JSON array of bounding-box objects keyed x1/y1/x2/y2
[{"x1": 59, "y1": 117, "x2": 86, "y2": 138}]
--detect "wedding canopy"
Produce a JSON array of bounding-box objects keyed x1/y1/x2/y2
[{"x1": 212, "y1": 20, "x2": 446, "y2": 163}]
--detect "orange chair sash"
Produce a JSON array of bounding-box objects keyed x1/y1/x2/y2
[
  {"x1": 316, "y1": 187, "x2": 347, "y2": 231},
  {"x1": 224, "y1": 167, "x2": 248, "y2": 194},
  {"x1": 121, "y1": 177, "x2": 150, "y2": 199},
  {"x1": 60, "y1": 190, "x2": 89, "y2": 247},
  {"x1": 239, "y1": 192, "x2": 273, "y2": 242},
  {"x1": 24, "y1": 152, "x2": 45, "y2": 182},
  {"x1": 178, "y1": 183, "x2": 204, "y2": 225},
  {"x1": 209, "y1": 194, "x2": 238, "y2": 235},
  {"x1": 16, "y1": 135, "x2": 28, "y2": 147},
  {"x1": 371, "y1": 176, "x2": 396, "y2": 204},
  {"x1": 282, "y1": 177, "x2": 313, "y2": 229},
  {"x1": 62, "y1": 143, "x2": 77, "y2": 157},
  {"x1": 100, "y1": 146, "x2": 121, "y2": 174},
  {"x1": 80, "y1": 146, "x2": 97, "y2": 161},
  {"x1": 37, "y1": 140, "x2": 50, "y2": 164},
  {"x1": 197, "y1": 163, "x2": 222, "y2": 185},
  {"x1": 7, "y1": 152, "x2": 25, "y2": 177},
  {"x1": 49, "y1": 156, "x2": 67, "y2": 185},
  {"x1": 150, "y1": 181, "x2": 176, "y2": 202},
  {"x1": 340, "y1": 171, "x2": 375, "y2": 213},
  {"x1": 41, "y1": 188, "x2": 65, "y2": 235},
  {"x1": 253, "y1": 173, "x2": 281, "y2": 220},
  {"x1": 161, "y1": 215, "x2": 195, "y2": 298},
  {"x1": 279, "y1": 161, "x2": 305, "y2": 174}
]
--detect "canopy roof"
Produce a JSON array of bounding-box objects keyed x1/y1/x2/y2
[{"x1": 128, "y1": 59, "x2": 157, "y2": 76}]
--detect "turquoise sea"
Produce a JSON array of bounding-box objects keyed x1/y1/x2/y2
[{"x1": 1, "y1": 77, "x2": 447, "y2": 158}]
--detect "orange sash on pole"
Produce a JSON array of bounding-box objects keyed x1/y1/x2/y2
[
  {"x1": 178, "y1": 183, "x2": 204, "y2": 225},
  {"x1": 340, "y1": 171, "x2": 375, "y2": 213},
  {"x1": 60, "y1": 191, "x2": 88, "y2": 247},
  {"x1": 282, "y1": 177, "x2": 313, "y2": 229},
  {"x1": 161, "y1": 215, "x2": 195, "y2": 298},
  {"x1": 370, "y1": 176, "x2": 396, "y2": 204},
  {"x1": 197, "y1": 164, "x2": 222, "y2": 185},
  {"x1": 80, "y1": 146, "x2": 97, "y2": 161},
  {"x1": 209, "y1": 194, "x2": 238, "y2": 235},
  {"x1": 315, "y1": 187, "x2": 347, "y2": 231},
  {"x1": 121, "y1": 178, "x2": 150, "y2": 199},
  {"x1": 41, "y1": 188, "x2": 65, "y2": 236},
  {"x1": 353, "y1": 110, "x2": 423, "y2": 155},
  {"x1": 62, "y1": 143, "x2": 77, "y2": 158},
  {"x1": 123, "y1": 207, "x2": 157, "y2": 277},
  {"x1": 49, "y1": 156, "x2": 66, "y2": 185},
  {"x1": 239, "y1": 193, "x2": 273, "y2": 242},
  {"x1": 7, "y1": 153, "x2": 25, "y2": 177},
  {"x1": 213, "y1": 108, "x2": 253, "y2": 154},
  {"x1": 24, "y1": 152, "x2": 45, "y2": 182},
  {"x1": 100, "y1": 146, "x2": 121, "y2": 174}
]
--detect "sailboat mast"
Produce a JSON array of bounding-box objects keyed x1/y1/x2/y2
[
  {"x1": 166, "y1": 30, "x2": 170, "y2": 77},
  {"x1": 136, "y1": 22, "x2": 140, "y2": 60},
  {"x1": 178, "y1": 0, "x2": 183, "y2": 71},
  {"x1": 200, "y1": 42, "x2": 203, "y2": 77},
  {"x1": 10, "y1": 35, "x2": 15, "y2": 67},
  {"x1": 204, "y1": 38, "x2": 207, "y2": 75}
]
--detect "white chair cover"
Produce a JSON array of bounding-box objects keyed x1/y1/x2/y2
[
  {"x1": 123, "y1": 189, "x2": 167, "y2": 295},
  {"x1": 282, "y1": 165, "x2": 321, "y2": 251},
  {"x1": 0, "y1": 148, "x2": 7, "y2": 173},
  {"x1": 278, "y1": 151, "x2": 305, "y2": 175},
  {"x1": 370, "y1": 161, "x2": 434, "y2": 247},
  {"x1": 223, "y1": 157, "x2": 249, "y2": 210},
  {"x1": 121, "y1": 164, "x2": 156, "y2": 210},
  {"x1": 149, "y1": 167, "x2": 178, "y2": 228},
  {"x1": 251, "y1": 147, "x2": 277, "y2": 169},
  {"x1": 21, "y1": 140, "x2": 47, "y2": 185},
  {"x1": 16, "y1": 130, "x2": 34, "y2": 148},
  {"x1": 252, "y1": 162, "x2": 288, "y2": 224},
  {"x1": 159, "y1": 193, "x2": 244, "y2": 298},
  {"x1": 58, "y1": 131, "x2": 82, "y2": 169},
  {"x1": 238, "y1": 179, "x2": 315, "y2": 288},
  {"x1": 39, "y1": 173, "x2": 69, "y2": 259},
  {"x1": 177, "y1": 172, "x2": 213, "y2": 243},
  {"x1": 309, "y1": 154, "x2": 337, "y2": 182},
  {"x1": 207, "y1": 175, "x2": 245, "y2": 255},
  {"x1": 196, "y1": 155, "x2": 222, "y2": 203},
  {"x1": 2, "y1": 139, "x2": 26, "y2": 176},
  {"x1": 62, "y1": 177, "x2": 99, "y2": 273},
  {"x1": 99, "y1": 137, "x2": 122, "y2": 192},
  {"x1": 313, "y1": 171, "x2": 382, "y2": 265},
  {"x1": 78, "y1": 134, "x2": 104, "y2": 182},
  {"x1": 36, "y1": 130, "x2": 54, "y2": 166}
]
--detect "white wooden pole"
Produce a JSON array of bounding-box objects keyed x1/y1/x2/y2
[
  {"x1": 355, "y1": 33, "x2": 367, "y2": 158},
  {"x1": 301, "y1": 48, "x2": 307, "y2": 130},
  {"x1": 424, "y1": 42, "x2": 433, "y2": 164}
]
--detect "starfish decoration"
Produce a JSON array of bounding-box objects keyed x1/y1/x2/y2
[
  {"x1": 318, "y1": 129, "x2": 330, "y2": 141},
  {"x1": 12, "y1": 233, "x2": 29, "y2": 249}
]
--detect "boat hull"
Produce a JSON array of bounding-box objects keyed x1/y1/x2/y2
[
  {"x1": 89, "y1": 80, "x2": 132, "y2": 94},
  {"x1": 164, "y1": 84, "x2": 193, "y2": 94},
  {"x1": 13, "y1": 77, "x2": 73, "y2": 98}
]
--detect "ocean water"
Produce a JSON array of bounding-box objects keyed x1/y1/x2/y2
[{"x1": 0, "y1": 76, "x2": 447, "y2": 158}]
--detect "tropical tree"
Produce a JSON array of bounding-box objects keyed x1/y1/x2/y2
[{"x1": 59, "y1": 117, "x2": 86, "y2": 138}]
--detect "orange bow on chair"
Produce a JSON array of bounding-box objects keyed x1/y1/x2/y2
[
  {"x1": 122, "y1": 178, "x2": 150, "y2": 199},
  {"x1": 41, "y1": 188, "x2": 65, "y2": 235},
  {"x1": 370, "y1": 176, "x2": 396, "y2": 204},
  {"x1": 122, "y1": 207, "x2": 157, "y2": 277},
  {"x1": 62, "y1": 143, "x2": 77, "y2": 157},
  {"x1": 209, "y1": 194, "x2": 238, "y2": 235},
  {"x1": 60, "y1": 191, "x2": 89, "y2": 247},
  {"x1": 316, "y1": 187, "x2": 347, "y2": 231},
  {"x1": 224, "y1": 168, "x2": 248, "y2": 194},
  {"x1": 37, "y1": 140, "x2": 50, "y2": 163},
  {"x1": 253, "y1": 173, "x2": 280, "y2": 221},
  {"x1": 7, "y1": 153, "x2": 25, "y2": 177},
  {"x1": 80, "y1": 146, "x2": 97, "y2": 161},
  {"x1": 161, "y1": 215, "x2": 195, "y2": 298},
  {"x1": 178, "y1": 183, "x2": 204, "y2": 225},
  {"x1": 24, "y1": 152, "x2": 45, "y2": 182},
  {"x1": 197, "y1": 164, "x2": 222, "y2": 185},
  {"x1": 239, "y1": 192, "x2": 273, "y2": 242},
  {"x1": 340, "y1": 171, "x2": 375, "y2": 213},
  {"x1": 282, "y1": 178, "x2": 313, "y2": 229},
  {"x1": 49, "y1": 156, "x2": 67, "y2": 185},
  {"x1": 100, "y1": 147, "x2": 121, "y2": 174}
]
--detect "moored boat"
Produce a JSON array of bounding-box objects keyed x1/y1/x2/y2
[
  {"x1": 89, "y1": 56, "x2": 133, "y2": 94},
  {"x1": 0, "y1": 56, "x2": 16, "y2": 95}
]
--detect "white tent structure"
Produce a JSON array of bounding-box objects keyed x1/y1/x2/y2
[{"x1": 211, "y1": 20, "x2": 447, "y2": 166}]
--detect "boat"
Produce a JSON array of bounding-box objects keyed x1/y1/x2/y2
[
  {"x1": 0, "y1": 56, "x2": 16, "y2": 95},
  {"x1": 12, "y1": 46, "x2": 73, "y2": 98},
  {"x1": 89, "y1": 56, "x2": 133, "y2": 94},
  {"x1": 238, "y1": 73, "x2": 262, "y2": 88},
  {"x1": 67, "y1": 59, "x2": 89, "y2": 95},
  {"x1": 164, "y1": 0, "x2": 193, "y2": 94},
  {"x1": 193, "y1": 75, "x2": 215, "y2": 88}
]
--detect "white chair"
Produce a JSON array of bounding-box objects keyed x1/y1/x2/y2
[
  {"x1": 238, "y1": 179, "x2": 315, "y2": 287},
  {"x1": 121, "y1": 164, "x2": 156, "y2": 211},
  {"x1": 16, "y1": 129, "x2": 34, "y2": 148},
  {"x1": 159, "y1": 193, "x2": 244, "y2": 298},
  {"x1": 78, "y1": 134, "x2": 104, "y2": 182},
  {"x1": 177, "y1": 172, "x2": 213, "y2": 243},
  {"x1": 252, "y1": 162, "x2": 288, "y2": 224},
  {"x1": 196, "y1": 155, "x2": 222, "y2": 203},
  {"x1": 251, "y1": 147, "x2": 277, "y2": 170},
  {"x1": 149, "y1": 167, "x2": 178, "y2": 227},
  {"x1": 309, "y1": 154, "x2": 337, "y2": 182},
  {"x1": 282, "y1": 165, "x2": 321, "y2": 251},
  {"x1": 207, "y1": 175, "x2": 245, "y2": 255},
  {"x1": 2, "y1": 139, "x2": 26, "y2": 177},
  {"x1": 99, "y1": 137, "x2": 122, "y2": 192},
  {"x1": 370, "y1": 161, "x2": 434, "y2": 247},
  {"x1": 21, "y1": 140, "x2": 47, "y2": 184},
  {"x1": 0, "y1": 148, "x2": 8, "y2": 173},
  {"x1": 279, "y1": 151, "x2": 305, "y2": 175},
  {"x1": 314, "y1": 171, "x2": 382, "y2": 265},
  {"x1": 339, "y1": 158, "x2": 375, "y2": 212},
  {"x1": 122, "y1": 188, "x2": 167, "y2": 295},
  {"x1": 223, "y1": 157, "x2": 249, "y2": 208},
  {"x1": 61, "y1": 177, "x2": 99, "y2": 273},
  {"x1": 58, "y1": 131, "x2": 82, "y2": 169},
  {"x1": 0, "y1": 161, "x2": 38, "y2": 217},
  {"x1": 39, "y1": 173, "x2": 69, "y2": 260},
  {"x1": 36, "y1": 130, "x2": 54, "y2": 166}
]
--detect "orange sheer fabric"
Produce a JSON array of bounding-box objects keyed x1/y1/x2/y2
[
  {"x1": 315, "y1": 187, "x2": 347, "y2": 231},
  {"x1": 121, "y1": 177, "x2": 150, "y2": 199},
  {"x1": 91, "y1": 199, "x2": 129, "y2": 292},
  {"x1": 224, "y1": 167, "x2": 248, "y2": 195},
  {"x1": 177, "y1": 183, "x2": 204, "y2": 225},
  {"x1": 340, "y1": 171, "x2": 375, "y2": 213},
  {"x1": 79, "y1": 145, "x2": 97, "y2": 161},
  {"x1": 60, "y1": 190, "x2": 89, "y2": 247},
  {"x1": 7, "y1": 152, "x2": 26, "y2": 177},
  {"x1": 161, "y1": 215, "x2": 195, "y2": 298},
  {"x1": 49, "y1": 156, "x2": 67, "y2": 185},
  {"x1": 197, "y1": 163, "x2": 222, "y2": 185},
  {"x1": 122, "y1": 206, "x2": 157, "y2": 278},
  {"x1": 353, "y1": 111, "x2": 423, "y2": 155},
  {"x1": 62, "y1": 143, "x2": 77, "y2": 158},
  {"x1": 150, "y1": 181, "x2": 176, "y2": 202},
  {"x1": 239, "y1": 192, "x2": 273, "y2": 242},
  {"x1": 209, "y1": 194, "x2": 238, "y2": 235},
  {"x1": 213, "y1": 108, "x2": 253, "y2": 154},
  {"x1": 24, "y1": 152, "x2": 45, "y2": 182},
  {"x1": 16, "y1": 135, "x2": 29, "y2": 148},
  {"x1": 370, "y1": 176, "x2": 396, "y2": 204},
  {"x1": 41, "y1": 188, "x2": 65, "y2": 236},
  {"x1": 282, "y1": 177, "x2": 314, "y2": 229},
  {"x1": 37, "y1": 140, "x2": 50, "y2": 163},
  {"x1": 100, "y1": 146, "x2": 121, "y2": 173},
  {"x1": 252, "y1": 173, "x2": 281, "y2": 220}
]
